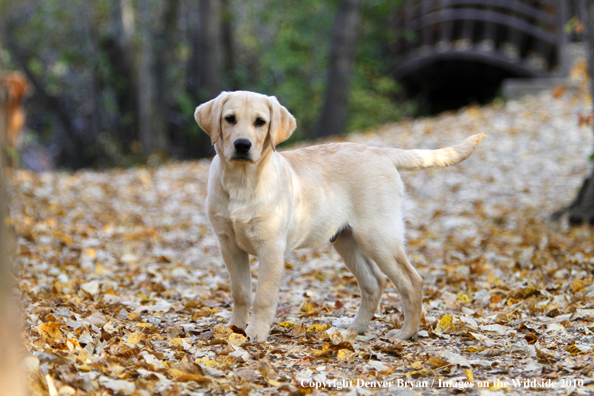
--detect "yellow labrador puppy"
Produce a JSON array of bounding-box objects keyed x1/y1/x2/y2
[{"x1": 195, "y1": 91, "x2": 483, "y2": 342}]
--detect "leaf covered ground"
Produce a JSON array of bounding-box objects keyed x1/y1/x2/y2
[{"x1": 9, "y1": 74, "x2": 594, "y2": 395}]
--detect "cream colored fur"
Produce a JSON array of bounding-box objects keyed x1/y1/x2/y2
[{"x1": 195, "y1": 91, "x2": 484, "y2": 342}]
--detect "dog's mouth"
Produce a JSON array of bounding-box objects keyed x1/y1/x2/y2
[{"x1": 230, "y1": 155, "x2": 253, "y2": 163}]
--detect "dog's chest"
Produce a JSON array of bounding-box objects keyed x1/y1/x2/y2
[{"x1": 210, "y1": 199, "x2": 267, "y2": 255}]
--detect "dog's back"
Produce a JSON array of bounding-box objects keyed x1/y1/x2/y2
[{"x1": 281, "y1": 133, "x2": 484, "y2": 182}]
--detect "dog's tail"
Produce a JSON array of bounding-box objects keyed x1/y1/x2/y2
[{"x1": 386, "y1": 134, "x2": 485, "y2": 171}]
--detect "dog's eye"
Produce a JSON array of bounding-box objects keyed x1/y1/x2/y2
[
  {"x1": 255, "y1": 118, "x2": 266, "y2": 127},
  {"x1": 225, "y1": 115, "x2": 236, "y2": 124}
]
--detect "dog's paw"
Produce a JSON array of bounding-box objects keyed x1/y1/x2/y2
[
  {"x1": 332, "y1": 317, "x2": 352, "y2": 329},
  {"x1": 347, "y1": 325, "x2": 368, "y2": 335},
  {"x1": 227, "y1": 319, "x2": 247, "y2": 329},
  {"x1": 334, "y1": 318, "x2": 368, "y2": 334},
  {"x1": 386, "y1": 329, "x2": 417, "y2": 340},
  {"x1": 245, "y1": 323, "x2": 270, "y2": 343}
]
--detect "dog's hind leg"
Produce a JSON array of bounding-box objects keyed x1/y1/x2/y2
[
  {"x1": 333, "y1": 229, "x2": 386, "y2": 334},
  {"x1": 354, "y1": 230, "x2": 423, "y2": 340}
]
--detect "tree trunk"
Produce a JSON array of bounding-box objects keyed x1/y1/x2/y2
[
  {"x1": 138, "y1": 0, "x2": 170, "y2": 155},
  {"x1": 154, "y1": 0, "x2": 180, "y2": 152},
  {"x1": 199, "y1": 0, "x2": 223, "y2": 99},
  {"x1": 568, "y1": 173, "x2": 594, "y2": 225},
  {"x1": 108, "y1": 0, "x2": 139, "y2": 150},
  {"x1": 567, "y1": 0, "x2": 594, "y2": 225},
  {"x1": 184, "y1": 0, "x2": 223, "y2": 158},
  {"x1": 316, "y1": 0, "x2": 360, "y2": 139},
  {"x1": 0, "y1": 74, "x2": 26, "y2": 396},
  {"x1": 221, "y1": 0, "x2": 238, "y2": 90},
  {"x1": 186, "y1": 0, "x2": 222, "y2": 99},
  {"x1": 186, "y1": 0, "x2": 202, "y2": 96}
]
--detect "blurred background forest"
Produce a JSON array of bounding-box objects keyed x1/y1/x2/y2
[
  {"x1": 0, "y1": 0, "x2": 587, "y2": 172},
  {"x1": 0, "y1": 0, "x2": 411, "y2": 170}
]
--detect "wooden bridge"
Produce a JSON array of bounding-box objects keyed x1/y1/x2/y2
[{"x1": 392, "y1": 0, "x2": 570, "y2": 112}]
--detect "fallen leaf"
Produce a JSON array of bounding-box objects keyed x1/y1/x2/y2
[
  {"x1": 38, "y1": 322, "x2": 64, "y2": 341},
  {"x1": 336, "y1": 349, "x2": 355, "y2": 361},
  {"x1": 427, "y1": 356, "x2": 449, "y2": 369}
]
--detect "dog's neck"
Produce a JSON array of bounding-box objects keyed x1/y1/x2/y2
[{"x1": 217, "y1": 146, "x2": 279, "y2": 198}]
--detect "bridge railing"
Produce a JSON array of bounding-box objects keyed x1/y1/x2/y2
[{"x1": 394, "y1": 0, "x2": 569, "y2": 79}]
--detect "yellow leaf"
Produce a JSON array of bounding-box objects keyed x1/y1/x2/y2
[
  {"x1": 566, "y1": 345, "x2": 588, "y2": 355},
  {"x1": 66, "y1": 338, "x2": 82, "y2": 350},
  {"x1": 228, "y1": 333, "x2": 246, "y2": 346},
  {"x1": 277, "y1": 321, "x2": 298, "y2": 328},
  {"x1": 438, "y1": 314, "x2": 453, "y2": 329},
  {"x1": 266, "y1": 378, "x2": 282, "y2": 387},
  {"x1": 212, "y1": 325, "x2": 232, "y2": 339},
  {"x1": 337, "y1": 349, "x2": 355, "y2": 361},
  {"x1": 52, "y1": 231, "x2": 74, "y2": 246},
  {"x1": 198, "y1": 358, "x2": 220, "y2": 368},
  {"x1": 465, "y1": 369, "x2": 473, "y2": 381},
  {"x1": 299, "y1": 300, "x2": 314, "y2": 314},
  {"x1": 487, "y1": 273, "x2": 504, "y2": 287},
  {"x1": 127, "y1": 332, "x2": 146, "y2": 345},
  {"x1": 84, "y1": 248, "x2": 96, "y2": 259},
  {"x1": 434, "y1": 314, "x2": 453, "y2": 334},
  {"x1": 38, "y1": 322, "x2": 64, "y2": 341},
  {"x1": 307, "y1": 324, "x2": 329, "y2": 333},
  {"x1": 411, "y1": 361, "x2": 423, "y2": 369},
  {"x1": 523, "y1": 286, "x2": 536, "y2": 298},
  {"x1": 315, "y1": 342, "x2": 331, "y2": 357},
  {"x1": 127, "y1": 312, "x2": 140, "y2": 321},
  {"x1": 426, "y1": 356, "x2": 449, "y2": 369},
  {"x1": 457, "y1": 293, "x2": 470, "y2": 303},
  {"x1": 465, "y1": 346, "x2": 486, "y2": 353},
  {"x1": 570, "y1": 278, "x2": 592, "y2": 292},
  {"x1": 169, "y1": 338, "x2": 185, "y2": 348},
  {"x1": 409, "y1": 369, "x2": 432, "y2": 378},
  {"x1": 168, "y1": 368, "x2": 186, "y2": 379},
  {"x1": 95, "y1": 262, "x2": 106, "y2": 275}
]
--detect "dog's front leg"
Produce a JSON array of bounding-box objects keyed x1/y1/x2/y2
[
  {"x1": 245, "y1": 248, "x2": 285, "y2": 342},
  {"x1": 218, "y1": 237, "x2": 251, "y2": 329}
]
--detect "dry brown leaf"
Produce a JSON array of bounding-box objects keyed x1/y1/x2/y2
[
  {"x1": 38, "y1": 322, "x2": 65, "y2": 341},
  {"x1": 126, "y1": 332, "x2": 146, "y2": 345},
  {"x1": 426, "y1": 356, "x2": 449, "y2": 369}
]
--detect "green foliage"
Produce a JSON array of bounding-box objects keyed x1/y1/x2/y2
[
  {"x1": 3, "y1": 0, "x2": 414, "y2": 167},
  {"x1": 233, "y1": 0, "x2": 409, "y2": 139},
  {"x1": 232, "y1": 0, "x2": 335, "y2": 138},
  {"x1": 176, "y1": 91, "x2": 201, "y2": 137},
  {"x1": 348, "y1": 64, "x2": 404, "y2": 132},
  {"x1": 348, "y1": 0, "x2": 408, "y2": 132}
]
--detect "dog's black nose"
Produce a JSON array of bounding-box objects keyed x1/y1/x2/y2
[{"x1": 234, "y1": 139, "x2": 252, "y2": 154}]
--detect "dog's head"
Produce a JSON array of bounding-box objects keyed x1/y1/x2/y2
[{"x1": 195, "y1": 91, "x2": 297, "y2": 163}]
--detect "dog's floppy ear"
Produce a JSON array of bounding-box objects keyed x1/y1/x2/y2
[
  {"x1": 267, "y1": 96, "x2": 296, "y2": 150},
  {"x1": 194, "y1": 92, "x2": 229, "y2": 145}
]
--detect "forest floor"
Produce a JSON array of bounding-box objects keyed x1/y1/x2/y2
[{"x1": 9, "y1": 69, "x2": 594, "y2": 395}]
